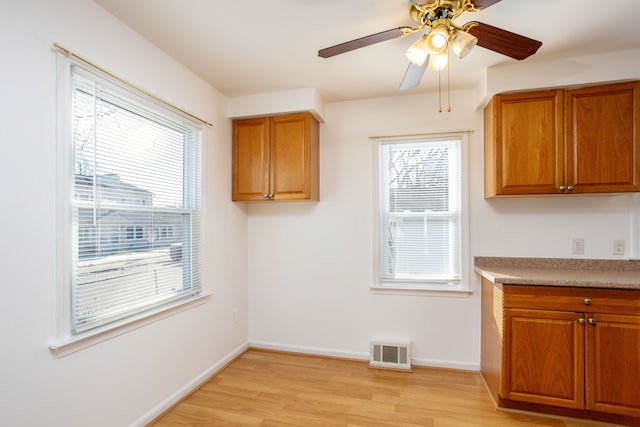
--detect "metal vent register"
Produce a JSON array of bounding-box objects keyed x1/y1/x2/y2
[{"x1": 369, "y1": 339, "x2": 411, "y2": 371}]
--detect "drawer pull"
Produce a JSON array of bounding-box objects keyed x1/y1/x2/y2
[
  {"x1": 578, "y1": 318, "x2": 586, "y2": 324},
  {"x1": 588, "y1": 318, "x2": 596, "y2": 325},
  {"x1": 584, "y1": 298, "x2": 592, "y2": 305}
]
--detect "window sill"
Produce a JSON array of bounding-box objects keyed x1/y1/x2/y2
[
  {"x1": 49, "y1": 292, "x2": 212, "y2": 358},
  {"x1": 370, "y1": 285, "x2": 472, "y2": 297}
]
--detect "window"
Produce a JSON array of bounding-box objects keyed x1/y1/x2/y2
[
  {"x1": 374, "y1": 134, "x2": 468, "y2": 291},
  {"x1": 55, "y1": 54, "x2": 204, "y2": 345},
  {"x1": 125, "y1": 226, "x2": 144, "y2": 240}
]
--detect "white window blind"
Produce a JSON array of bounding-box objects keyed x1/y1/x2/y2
[
  {"x1": 67, "y1": 65, "x2": 203, "y2": 333},
  {"x1": 377, "y1": 136, "x2": 463, "y2": 289}
]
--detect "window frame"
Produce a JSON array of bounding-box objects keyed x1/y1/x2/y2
[
  {"x1": 51, "y1": 51, "x2": 210, "y2": 356},
  {"x1": 372, "y1": 132, "x2": 470, "y2": 295}
]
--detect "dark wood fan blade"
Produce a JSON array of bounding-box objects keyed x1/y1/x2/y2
[
  {"x1": 467, "y1": 22, "x2": 542, "y2": 60},
  {"x1": 318, "y1": 28, "x2": 407, "y2": 58},
  {"x1": 472, "y1": 0, "x2": 503, "y2": 8},
  {"x1": 400, "y1": 61, "x2": 428, "y2": 91}
]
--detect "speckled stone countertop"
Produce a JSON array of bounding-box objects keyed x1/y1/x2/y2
[{"x1": 474, "y1": 257, "x2": 640, "y2": 290}]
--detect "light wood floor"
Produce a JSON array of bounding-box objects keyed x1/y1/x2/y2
[{"x1": 150, "y1": 349, "x2": 620, "y2": 427}]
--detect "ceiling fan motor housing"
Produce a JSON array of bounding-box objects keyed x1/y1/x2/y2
[{"x1": 409, "y1": 0, "x2": 466, "y2": 29}]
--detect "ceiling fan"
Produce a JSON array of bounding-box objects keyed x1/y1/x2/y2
[{"x1": 318, "y1": 0, "x2": 542, "y2": 91}]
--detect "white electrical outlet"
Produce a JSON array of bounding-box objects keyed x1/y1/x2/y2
[
  {"x1": 572, "y1": 238, "x2": 584, "y2": 255},
  {"x1": 613, "y1": 240, "x2": 625, "y2": 256}
]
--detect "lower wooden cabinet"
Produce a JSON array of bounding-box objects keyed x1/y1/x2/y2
[
  {"x1": 481, "y1": 278, "x2": 640, "y2": 425},
  {"x1": 586, "y1": 313, "x2": 640, "y2": 418},
  {"x1": 504, "y1": 308, "x2": 585, "y2": 409}
]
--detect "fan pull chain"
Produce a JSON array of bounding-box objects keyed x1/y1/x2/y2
[
  {"x1": 447, "y1": 51, "x2": 451, "y2": 112},
  {"x1": 438, "y1": 70, "x2": 442, "y2": 113},
  {"x1": 437, "y1": 48, "x2": 452, "y2": 113}
]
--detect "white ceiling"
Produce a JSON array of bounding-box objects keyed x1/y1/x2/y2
[{"x1": 95, "y1": 0, "x2": 640, "y2": 103}]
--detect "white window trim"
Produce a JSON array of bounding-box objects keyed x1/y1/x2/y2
[
  {"x1": 371, "y1": 132, "x2": 471, "y2": 295},
  {"x1": 51, "y1": 49, "x2": 210, "y2": 356},
  {"x1": 49, "y1": 294, "x2": 211, "y2": 358}
]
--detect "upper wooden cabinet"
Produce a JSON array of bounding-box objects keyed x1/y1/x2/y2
[
  {"x1": 484, "y1": 81, "x2": 640, "y2": 198},
  {"x1": 565, "y1": 83, "x2": 639, "y2": 194},
  {"x1": 232, "y1": 112, "x2": 319, "y2": 202},
  {"x1": 484, "y1": 89, "x2": 564, "y2": 196}
]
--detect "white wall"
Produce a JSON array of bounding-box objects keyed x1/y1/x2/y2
[
  {"x1": 248, "y1": 90, "x2": 484, "y2": 369},
  {"x1": 248, "y1": 77, "x2": 638, "y2": 369},
  {"x1": 0, "y1": 1, "x2": 248, "y2": 426}
]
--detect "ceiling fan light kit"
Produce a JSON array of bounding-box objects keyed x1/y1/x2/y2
[
  {"x1": 450, "y1": 28, "x2": 478, "y2": 58},
  {"x1": 428, "y1": 50, "x2": 449, "y2": 71},
  {"x1": 424, "y1": 23, "x2": 450, "y2": 54},
  {"x1": 318, "y1": 0, "x2": 542, "y2": 108},
  {"x1": 405, "y1": 35, "x2": 431, "y2": 66}
]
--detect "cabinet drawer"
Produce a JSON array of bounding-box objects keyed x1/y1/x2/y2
[{"x1": 504, "y1": 285, "x2": 640, "y2": 315}]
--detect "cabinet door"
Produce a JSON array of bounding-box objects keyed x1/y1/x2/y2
[
  {"x1": 486, "y1": 90, "x2": 564, "y2": 196},
  {"x1": 504, "y1": 308, "x2": 585, "y2": 409},
  {"x1": 232, "y1": 118, "x2": 270, "y2": 201},
  {"x1": 585, "y1": 313, "x2": 640, "y2": 417},
  {"x1": 269, "y1": 113, "x2": 319, "y2": 201},
  {"x1": 565, "y1": 82, "x2": 640, "y2": 193}
]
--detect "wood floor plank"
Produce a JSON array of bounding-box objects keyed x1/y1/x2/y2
[{"x1": 149, "y1": 349, "x2": 623, "y2": 426}]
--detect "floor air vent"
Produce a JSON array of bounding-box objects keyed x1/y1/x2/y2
[{"x1": 369, "y1": 339, "x2": 411, "y2": 371}]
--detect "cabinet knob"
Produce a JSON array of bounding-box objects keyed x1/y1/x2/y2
[
  {"x1": 559, "y1": 185, "x2": 566, "y2": 191},
  {"x1": 588, "y1": 318, "x2": 596, "y2": 325},
  {"x1": 263, "y1": 194, "x2": 269, "y2": 198},
  {"x1": 584, "y1": 298, "x2": 592, "y2": 305},
  {"x1": 567, "y1": 185, "x2": 575, "y2": 191},
  {"x1": 578, "y1": 318, "x2": 586, "y2": 324},
  {"x1": 268, "y1": 193, "x2": 274, "y2": 199}
]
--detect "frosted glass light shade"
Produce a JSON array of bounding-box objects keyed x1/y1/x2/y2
[
  {"x1": 405, "y1": 35, "x2": 430, "y2": 66},
  {"x1": 450, "y1": 29, "x2": 477, "y2": 59},
  {"x1": 427, "y1": 51, "x2": 449, "y2": 70},
  {"x1": 425, "y1": 25, "x2": 449, "y2": 54}
]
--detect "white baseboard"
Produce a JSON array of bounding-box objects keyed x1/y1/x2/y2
[
  {"x1": 130, "y1": 341, "x2": 249, "y2": 427},
  {"x1": 249, "y1": 340, "x2": 480, "y2": 371},
  {"x1": 249, "y1": 340, "x2": 369, "y2": 361},
  {"x1": 411, "y1": 357, "x2": 480, "y2": 371}
]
